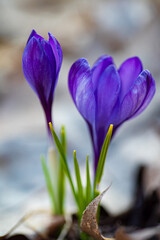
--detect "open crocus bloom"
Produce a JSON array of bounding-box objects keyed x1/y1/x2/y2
[
  {"x1": 68, "y1": 56, "x2": 156, "y2": 172},
  {"x1": 22, "y1": 30, "x2": 63, "y2": 135}
]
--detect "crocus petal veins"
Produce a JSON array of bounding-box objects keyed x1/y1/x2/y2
[
  {"x1": 68, "y1": 55, "x2": 156, "y2": 172},
  {"x1": 22, "y1": 30, "x2": 63, "y2": 135}
]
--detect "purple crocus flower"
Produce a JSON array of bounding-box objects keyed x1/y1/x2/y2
[
  {"x1": 22, "y1": 30, "x2": 63, "y2": 136},
  {"x1": 68, "y1": 56, "x2": 156, "y2": 172}
]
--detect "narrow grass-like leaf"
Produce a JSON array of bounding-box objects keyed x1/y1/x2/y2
[
  {"x1": 41, "y1": 155, "x2": 57, "y2": 214},
  {"x1": 49, "y1": 122, "x2": 78, "y2": 205},
  {"x1": 58, "y1": 126, "x2": 66, "y2": 214},
  {"x1": 48, "y1": 148, "x2": 59, "y2": 213},
  {"x1": 61, "y1": 126, "x2": 67, "y2": 154},
  {"x1": 73, "y1": 150, "x2": 84, "y2": 213},
  {"x1": 86, "y1": 155, "x2": 92, "y2": 206},
  {"x1": 49, "y1": 123, "x2": 66, "y2": 169},
  {"x1": 94, "y1": 124, "x2": 113, "y2": 196}
]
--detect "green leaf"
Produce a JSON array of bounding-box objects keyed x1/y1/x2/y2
[
  {"x1": 48, "y1": 148, "x2": 59, "y2": 212},
  {"x1": 94, "y1": 124, "x2": 113, "y2": 196},
  {"x1": 61, "y1": 125, "x2": 67, "y2": 154},
  {"x1": 49, "y1": 122, "x2": 78, "y2": 205},
  {"x1": 58, "y1": 125, "x2": 66, "y2": 214},
  {"x1": 49, "y1": 123, "x2": 66, "y2": 169},
  {"x1": 73, "y1": 150, "x2": 84, "y2": 213},
  {"x1": 86, "y1": 155, "x2": 92, "y2": 206},
  {"x1": 41, "y1": 155, "x2": 57, "y2": 214}
]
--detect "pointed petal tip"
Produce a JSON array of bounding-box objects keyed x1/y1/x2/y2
[
  {"x1": 24, "y1": 36, "x2": 41, "y2": 52},
  {"x1": 48, "y1": 31, "x2": 54, "y2": 40},
  {"x1": 27, "y1": 30, "x2": 36, "y2": 44},
  {"x1": 31, "y1": 29, "x2": 36, "y2": 34},
  {"x1": 27, "y1": 29, "x2": 44, "y2": 44},
  {"x1": 48, "y1": 32, "x2": 57, "y2": 41},
  {"x1": 48, "y1": 32, "x2": 61, "y2": 46},
  {"x1": 48, "y1": 32, "x2": 63, "y2": 72}
]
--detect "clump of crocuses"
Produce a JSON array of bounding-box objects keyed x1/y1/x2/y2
[
  {"x1": 68, "y1": 56, "x2": 156, "y2": 172},
  {"x1": 22, "y1": 29, "x2": 63, "y2": 136},
  {"x1": 22, "y1": 30, "x2": 156, "y2": 239}
]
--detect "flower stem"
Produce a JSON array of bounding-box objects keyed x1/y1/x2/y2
[{"x1": 44, "y1": 106, "x2": 53, "y2": 143}]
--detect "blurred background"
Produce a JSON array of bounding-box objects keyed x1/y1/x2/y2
[{"x1": 0, "y1": 0, "x2": 160, "y2": 234}]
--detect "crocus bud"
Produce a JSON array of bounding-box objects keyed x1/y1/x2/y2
[
  {"x1": 22, "y1": 30, "x2": 63, "y2": 136},
  {"x1": 68, "y1": 56, "x2": 156, "y2": 172}
]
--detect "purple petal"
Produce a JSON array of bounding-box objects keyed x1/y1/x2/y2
[
  {"x1": 96, "y1": 64, "x2": 120, "y2": 128},
  {"x1": 130, "y1": 70, "x2": 156, "y2": 118},
  {"x1": 22, "y1": 37, "x2": 56, "y2": 104},
  {"x1": 40, "y1": 39, "x2": 56, "y2": 76},
  {"x1": 48, "y1": 32, "x2": 63, "y2": 74},
  {"x1": 27, "y1": 29, "x2": 44, "y2": 43},
  {"x1": 118, "y1": 57, "x2": 143, "y2": 100},
  {"x1": 68, "y1": 58, "x2": 95, "y2": 125},
  {"x1": 91, "y1": 55, "x2": 114, "y2": 92},
  {"x1": 95, "y1": 65, "x2": 120, "y2": 156},
  {"x1": 40, "y1": 39, "x2": 57, "y2": 101},
  {"x1": 117, "y1": 70, "x2": 155, "y2": 124}
]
